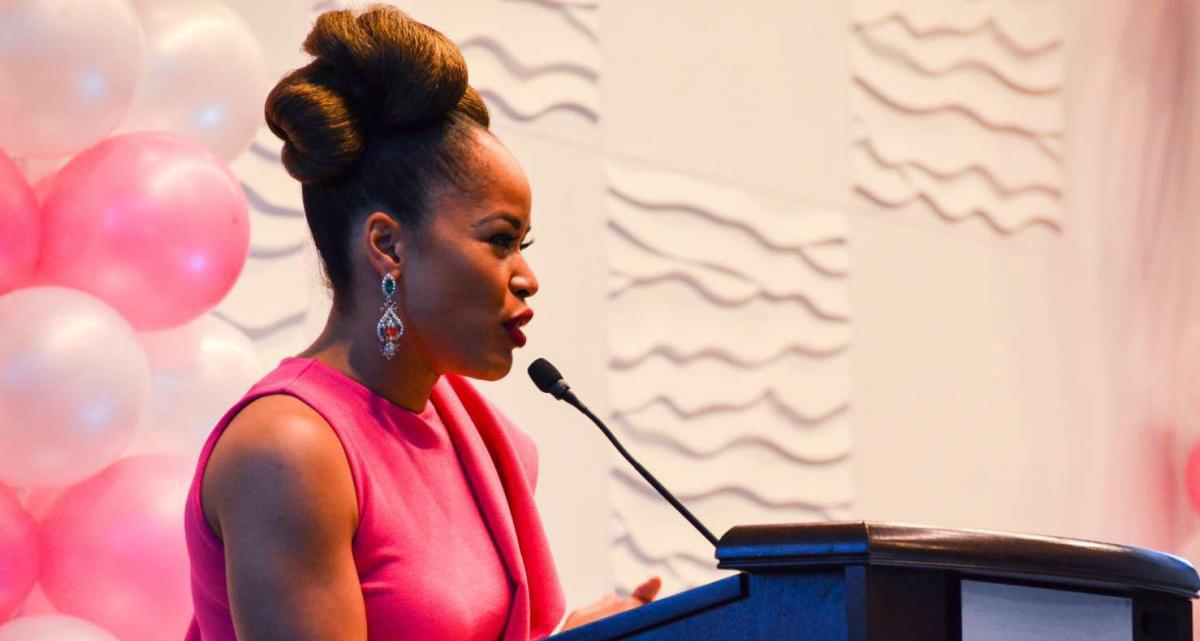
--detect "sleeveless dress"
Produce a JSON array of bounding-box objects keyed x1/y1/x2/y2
[{"x1": 182, "y1": 356, "x2": 566, "y2": 641}]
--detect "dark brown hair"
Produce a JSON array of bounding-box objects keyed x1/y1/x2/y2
[{"x1": 265, "y1": 4, "x2": 490, "y2": 311}]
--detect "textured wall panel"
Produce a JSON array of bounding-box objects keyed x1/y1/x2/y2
[
  {"x1": 459, "y1": 1, "x2": 599, "y2": 144},
  {"x1": 604, "y1": 160, "x2": 854, "y2": 596},
  {"x1": 850, "y1": 0, "x2": 1064, "y2": 235}
]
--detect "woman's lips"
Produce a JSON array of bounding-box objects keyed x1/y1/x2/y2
[
  {"x1": 502, "y1": 310, "x2": 532, "y2": 348},
  {"x1": 505, "y1": 324, "x2": 527, "y2": 347}
]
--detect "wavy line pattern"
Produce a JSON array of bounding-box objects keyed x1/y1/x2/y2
[
  {"x1": 609, "y1": 414, "x2": 850, "y2": 465},
  {"x1": 852, "y1": 23, "x2": 1059, "y2": 96},
  {"x1": 603, "y1": 160, "x2": 853, "y2": 596},
  {"x1": 457, "y1": 1, "x2": 599, "y2": 136},
  {"x1": 849, "y1": 1, "x2": 1064, "y2": 235},
  {"x1": 212, "y1": 309, "x2": 307, "y2": 343},
  {"x1": 608, "y1": 187, "x2": 847, "y2": 278},
  {"x1": 605, "y1": 216, "x2": 849, "y2": 321},
  {"x1": 477, "y1": 89, "x2": 599, "y2": 124},
  {"x1": 608, "y1": 341, "x2": 848, "y2": 370},
  {"x1": 854, "y1": 136, "x2": 1061, "y2": 200},
  {"x1": 613, "y1": 391, "x2": 850, "y2": 428},
  {"x1": 460, "y1": 36, "x2": 598, "y2": 83},
  {"x1": 612, "y1": 468, "x2": 850, "y2": 512},
  {"x1": 857, "y1": 13, "x2": 1060, "y2": 58},
  {"x1": 248, "y1": 241, "x2": 307, "y2": 259},
  {"x1": 606, "y1": 269, "x2": 843, "y2": 320},
  {"x1": 501, "y1": 0, "x2": 598, "y2": 43}
]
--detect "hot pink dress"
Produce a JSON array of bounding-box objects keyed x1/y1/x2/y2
[{"x1": 183, "y1": 356, "x2": 565, "y2": 641}]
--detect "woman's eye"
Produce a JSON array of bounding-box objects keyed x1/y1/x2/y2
[
  {"x1": 489, "y1": 234, "x2": 534, "y2": 251},
  {"x1": 489, "y1": 234, "x2": 516, "y2": 248}
]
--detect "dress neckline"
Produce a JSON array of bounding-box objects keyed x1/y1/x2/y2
[{"x1": 280, "y1": 356, "x2": 438, "y2": 422}]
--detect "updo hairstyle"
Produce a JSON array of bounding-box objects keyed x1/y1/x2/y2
[{"x1": 265, "y1": 4, "x2": 491, "y2": 312}]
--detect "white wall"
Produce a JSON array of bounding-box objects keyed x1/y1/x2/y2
[{"x1": 217, "y1": 0, "x2": 1200, "y2": 608}]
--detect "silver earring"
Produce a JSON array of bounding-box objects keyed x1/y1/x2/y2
[{"x1": 377, "y1": 272, "x2": 404, "y2": 360}]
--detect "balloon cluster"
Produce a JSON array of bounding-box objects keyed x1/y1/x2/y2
[{"x1": 0, "y1": 0, "x2": 270, "y2": 639}]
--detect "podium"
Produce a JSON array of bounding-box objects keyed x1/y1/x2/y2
[{"x1": 550, "y1": 522, "x2": 1199, "y2": 641}]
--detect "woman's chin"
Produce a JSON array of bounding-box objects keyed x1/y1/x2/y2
[{"x1": 461, "y1": 353, "x2": 514, "y2": 381}]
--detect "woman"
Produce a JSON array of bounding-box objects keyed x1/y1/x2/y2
[{"x1": 182, "y1": 5, "x2": 659, "y2": 641}]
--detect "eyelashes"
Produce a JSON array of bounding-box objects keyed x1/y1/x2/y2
[{"x1": 488, "y1": 234, "x2": 535, "y2": 251}]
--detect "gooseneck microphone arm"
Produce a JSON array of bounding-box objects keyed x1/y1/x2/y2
[{"x1": 528, "y1": 358, "x2": 720, "y2": 548}]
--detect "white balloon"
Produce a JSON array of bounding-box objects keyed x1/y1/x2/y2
[
  {"x1": 0, "y1": 287, "x2": 149, "y2": 487},
  {"x1": 129, "y1": 314, "x2": 264, "y2": 460},
  {"x1": 116, "y1": 2, "x2": 269, "y2": 161},
  {"x1": 0, "y1": 0, "x2": 144, "y2": 158},
  {"x1": 126, "y1": 0, "x2": 213, "y2": 23},
  {"x1": 0, "y1": 614, "x2": 119, "y2": 641}
]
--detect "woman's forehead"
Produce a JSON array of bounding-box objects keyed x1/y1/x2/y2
[{"x1": 441, "y1": 133, "x2": 532, "y2": 225}]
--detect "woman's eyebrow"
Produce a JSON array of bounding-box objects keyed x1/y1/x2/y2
[{"x1": 475, "y1": 212, "x2": 525, "y2": 229}]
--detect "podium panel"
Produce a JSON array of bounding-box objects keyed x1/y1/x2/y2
[
  {"x1": 549, "y1": 522, "x2": 1198, "y2": 641},
  {"x1": 961, "y1": 580, "x2": 1131, "y2": 641}
]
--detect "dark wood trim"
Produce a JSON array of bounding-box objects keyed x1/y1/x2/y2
[{"x1": 717, "y1": 522, "x2": 1200, "y2": 598}]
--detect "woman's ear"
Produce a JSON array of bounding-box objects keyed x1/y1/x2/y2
[{"x1": 363, "y1": 211, "x2": 405, "y2": 276}]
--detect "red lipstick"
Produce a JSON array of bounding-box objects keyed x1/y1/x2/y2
[{"x1": 502, "y1": 309, "x2": 533, "y2": 348}]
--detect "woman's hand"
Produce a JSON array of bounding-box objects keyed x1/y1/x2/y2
[{"x1": 560, "y1": 576, "x2": 662, "y2": 631}]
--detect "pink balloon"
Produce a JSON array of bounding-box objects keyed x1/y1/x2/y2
[
  {"x1": 0, "y1": 482, "x2": 38, "y2": 623},
  {"x1": 38, "y1": 132, "x2": 250, "y2": 330},
  {"x1": 31, "y1": 172, "x2": 57, "y2": 207},
  {"x1": 21, "y1": 485, "x2": 67, "y2": 523},
  {"x1": 17, "y1": 583, "x2": 58, "y2": 617},
  {"x1": 39, "y1": 455, "x2": 193, "y2": 641},
  {"x1": 0, "y1": 154, "x2": 38, "y2": 295}
]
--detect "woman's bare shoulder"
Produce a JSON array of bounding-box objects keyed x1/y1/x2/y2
[
  {"x1": 200, "y1": 394, "x2": 368, "y2": 640},
  {"x1": 201, "y1": 393, "x2": 358, "y2": 542}
]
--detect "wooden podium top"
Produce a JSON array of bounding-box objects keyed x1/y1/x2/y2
[{"x1": 716, "y1": 521, "x2": 1200, "y2": 598}]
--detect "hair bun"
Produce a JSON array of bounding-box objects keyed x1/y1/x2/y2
[{"x1": 265, "y1": 5, "x2": 472, "y2": 184}]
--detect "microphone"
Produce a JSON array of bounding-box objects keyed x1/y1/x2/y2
[{"x1": 528, "y1": 358, "x2": 719, "y2": 547}]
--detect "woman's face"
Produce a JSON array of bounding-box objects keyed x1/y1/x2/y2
[{"x1": 397, "y1": 130, "x2": 539, "y2": 380}]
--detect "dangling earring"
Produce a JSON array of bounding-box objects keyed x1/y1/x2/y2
[{"x1": 377, "y1": 272, "x2": 404, "y2": 360}]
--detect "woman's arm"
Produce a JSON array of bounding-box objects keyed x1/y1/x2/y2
[{"x1": 202, "y1": 395, "x2": 367, "y2": 641}]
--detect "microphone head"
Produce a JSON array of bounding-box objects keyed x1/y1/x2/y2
[{"x1": 527, "y1": 358, "x2": 565, "y2": 394}]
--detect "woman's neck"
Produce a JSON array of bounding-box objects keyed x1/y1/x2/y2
[{"x1": 297, "y1": 311, "x2": 439, "y2": 413}]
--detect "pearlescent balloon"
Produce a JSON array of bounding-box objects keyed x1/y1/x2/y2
[
  {"x1": 0, "y1": 614, "x2": 120, "y2": 641},
  {"x1": 0, "y1": 154, "x2": 38, "y2": 295},
  {"x1": 0, "y1": 482, "x2": 38, "y2": 623},
  {"x1": 127, "y1": 0, "x2": 210, "y2": 22},
  {"x1": 0, "y1": 0, "x2": 144, "y2": 158},
  {"x1": 0, "y1": 287, "x2": 149, "y2": 487},
  {"x1": 39, "y1": 456, "x2": 193, "y2": 641},
  {"x1": 37, "y1": 132, "x2": 250, "y2": 331},
  {"x1": 116, "y1": 2, "x2": 269, "y2": 161},
  {"x1": 129, "y1": 314, "x2": 264, "y2": 460}
]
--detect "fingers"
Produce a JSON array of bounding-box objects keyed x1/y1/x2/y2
[{"x1": 631, "y1": 576, "x2": 662, "y2": 604}]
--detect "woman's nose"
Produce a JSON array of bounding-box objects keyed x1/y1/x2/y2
[{"x1": 511, "y1": 265, "x2": 539, "y2": 300}]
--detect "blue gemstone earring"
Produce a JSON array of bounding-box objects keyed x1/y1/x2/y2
[{"x1": 377, "y1": 272, "x2": 404, "y2": 360}]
